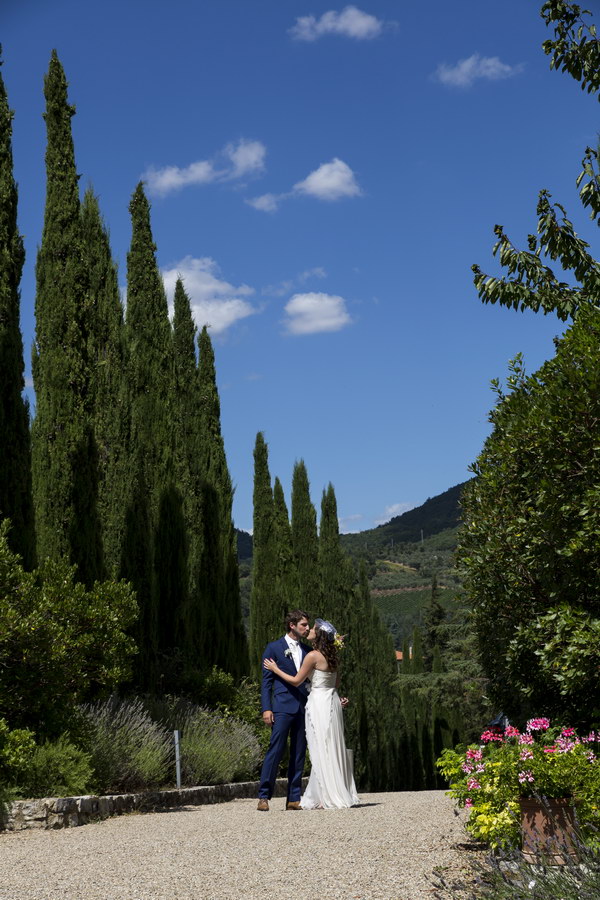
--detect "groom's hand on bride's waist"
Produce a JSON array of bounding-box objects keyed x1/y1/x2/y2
[{"x1": 262, "y1": 710, "x2": 274, "y2": 727}]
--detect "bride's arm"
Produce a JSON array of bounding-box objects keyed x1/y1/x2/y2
[
  {"x1": 263, "y1": 651, "x2": 318, "y2": 686},
  {"x1": 336, "y1": 668, "x2": 349, "y2": 707}
]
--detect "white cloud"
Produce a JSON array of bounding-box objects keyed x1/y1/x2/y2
[
  {"x1": 283, "y1": 292, "x2": 352, "y2": 335},
  {"x1": 374, "y1": 502, "x2": 414, "y2": 526},
  {"x1": 290, "y1": 6, "x2": 383, "y2": 41},
  {"x1": 263, "y1": 266, "x2": 327, "y2": 297},
  {"x1": 144, "y1": 160, "x2": 216, "y2": 196},
  {"x1": 294, "y1": 158, "x2": 361, "y2": 201},
  {"x1": 144, "y1": 138, "x2": 267, "y2": 197},
  {"x1": 248, "y1": 158, "x2": 361, "y2": 212},
  {"x1": 246, "y1": 192, "x2": 282, "y2": 213},
  {"x1": 434, "y1": 54, "x2": 523, "y2": 88},
  {"x1": 162, "y1": 256, "x2": 258, "y2": 335},
  {"x1": 224, "y1": 139, "x2": 266, "y2": 178},
  {"x1": 299, "y1": 266, "x2": 327, "y2": 282}
]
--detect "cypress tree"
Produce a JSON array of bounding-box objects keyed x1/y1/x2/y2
[
  {"x1": 249, "y1": 432, "x2": 277, "y2": 672},
  {"x1": 411, "y1": 626, "x2": 424, "y2": 674},
  {"x1": 197, "y1": 326, "x2": 247, "y2": 677},
  {"x1": 122, "y1": 182, "x2": 174, "y2": 688},
  {"x1": 172, "y1": 278, "x2": 204, "y2": 675},
  {"x1": 291, "y1": 460, "x2": 319, "y2": 611},
  {"x1": 81, "y1": 188, "x2": 128, "y2": 572},
  {"x1": 272, "y1": 476, "x2": 295, "y2": 614},
  {"x1": 318, "y1": 482, "x2": 353, "y2": 632},
  {"x1": 0, "y1": 56, "x2": 35, "y2": 567},
  {"x1": 32, "y1": 51, "x2": 103, "y2": 585},
  {"x1": 422, "y1": 571, "x2": 445, "y2": 670}
]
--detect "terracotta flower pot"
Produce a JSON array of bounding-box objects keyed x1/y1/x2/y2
[{"x1": 519, "y1": 797, "x2": 578, "y2": 865}]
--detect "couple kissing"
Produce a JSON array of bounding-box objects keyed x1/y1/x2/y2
[{"x1": 257, "y1": 609, "x2": 359, "y2": 811}]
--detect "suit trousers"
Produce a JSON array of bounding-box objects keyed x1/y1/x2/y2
[{"x1": 258, "y1": 708, "x2": 307, "y2": 801}]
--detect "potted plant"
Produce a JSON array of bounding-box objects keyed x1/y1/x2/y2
[{"x1": 437, "y1": 718, "x2": 600, "y2": 860}]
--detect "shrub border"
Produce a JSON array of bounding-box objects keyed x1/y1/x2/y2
[{"x1": 3, "y1": 776, "x2": 308, "y2": 831}]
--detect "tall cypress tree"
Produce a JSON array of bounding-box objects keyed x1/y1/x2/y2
[
  {"x1": 172, "y1": 277, "x2": 203, "y2": 672},
  {"x1": 249, "y1": 432, "x2": 277, "y2": 672},
  {"x1": 272, "y1": 476, "x2": 295, "y2": 616},
  {"x1": 32, "y1": 51, "x2": 102, "y2": 585},
  {"x1": 318, "y1": 483, "x2": 353, "y2": 632},
  {"x1": 0, "y1": 56, "x2": 35, "y2": 568},
  {"x1": 291, "y1": 460, "x2": 319, "y2": 611},
  {"x1": 122, "y1": 182, "x2": 174, "y2": 688},
  {"x1": 81, "y1": 187, "x2": 128, "y2": 573},
  {"x1": 197, "y1": 326, "x2": 247, "y2": 677}
]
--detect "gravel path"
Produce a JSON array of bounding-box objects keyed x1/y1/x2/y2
[{"x1": 0, "y1": 791, "x2": 475, "y2": 900}]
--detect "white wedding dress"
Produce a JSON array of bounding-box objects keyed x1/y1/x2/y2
[{"x1": 300, "y1": 668, "x2": 359, "y2": 809}]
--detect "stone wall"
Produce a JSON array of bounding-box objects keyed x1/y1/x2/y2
[{"x1": 4, "y1": 777, "x2": 308, "y2": 831}]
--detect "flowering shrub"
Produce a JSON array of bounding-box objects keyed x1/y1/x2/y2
[{"x1": 437, "y1": 718, "x2": 600, "y2": 848}]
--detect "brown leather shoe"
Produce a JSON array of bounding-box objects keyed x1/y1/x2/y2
[
  {"x1": 286, "y1": 800, "x2": 302, "y2": 810},
  {"x1": 257, "y1": 799, "x2": 269, "y2": 811}
]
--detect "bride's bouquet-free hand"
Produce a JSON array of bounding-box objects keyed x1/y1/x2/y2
[{"x1": 437, "y1": 718, "x2": 600, "y2": 848}]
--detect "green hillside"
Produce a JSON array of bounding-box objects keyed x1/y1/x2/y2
[
  {"x1": 369, "y1": 526, "x2": 464, "y2": 648},
  {"x1": 237, "y1": 482, "x2": 470, "y2": 647},
  {"x1": 339, "y1": 480, "x2": 469, "y2": 557}
]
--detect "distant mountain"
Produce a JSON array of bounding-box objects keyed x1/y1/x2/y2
[
  {"x1": 339, "y1": 480, "x2": 470, "y2": 557},
  {"x1": 236, "y1": 528, "x2": 253, "y2": 560},
  {"x1": 236, "y1": 480, "x2": 471, "y2": 561}
]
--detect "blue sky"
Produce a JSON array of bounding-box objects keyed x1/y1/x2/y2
[{"x1": 3, "y1": 0, "x2": 598, "y2": 533}]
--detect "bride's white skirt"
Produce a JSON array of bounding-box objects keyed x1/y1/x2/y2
[{"x1": 301, "y1": 682, "x2": 359, "y2": 810}]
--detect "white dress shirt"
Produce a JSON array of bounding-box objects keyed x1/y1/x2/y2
[{"x1": 284, "y1": 635, "x2": 301, "y2": 672}]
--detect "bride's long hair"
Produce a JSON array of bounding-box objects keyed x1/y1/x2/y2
[{"x1": 313, "y1": 626, "x2": 339, "y2": 671}]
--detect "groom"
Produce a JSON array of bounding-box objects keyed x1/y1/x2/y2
[{"x1": 257, "y1": 609, "x2": 310, "y2": 811}]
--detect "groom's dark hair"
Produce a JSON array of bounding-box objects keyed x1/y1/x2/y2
[{"x1": 285, "y1": 609, "x2": 309, "y2": 631}]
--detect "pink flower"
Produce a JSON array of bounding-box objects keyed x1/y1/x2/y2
[
  {"x1": 543, "y1": 745, "x2": 557, "y2": 754},
  {"x1": 556, "y1": 736, "x2": 578, "y2": 753},
  {"x1": 505, "y1": 725, "x2": 520, "y2": 738},
  {"x1": 561, "y1": 727, "x2": 576, "y2": 737},
  {"x1": 519, "y1": 734, "x2": 534, "y2": 745},
  {"x1": 461, "y1": 763, "x2": 474, "y2": 774},
  {"x1": 520, "y1": 748, "x2": 534, "y2": 761},
  {"x1": 466, "y1": 748, "x2": 483, "y2": 761},
  {"x1": 475, "y1": 764, "x2": 485, "y2": 774},
  {"x1": 518, "y1": 770, "x2": 534, "y2": 784},
  {"x1": 587, "y1": 751, "x2": 596, "y2": 763},
  {"x1": 467, "y1": 778, "x2": 481, "y2": 790},
  {"x1": 465, "y1": 798, "x2": 473, "y2": 809},
  {"x1": 480, "y1": 730, "x2": 504, "y2": 743},
  {"x1": 527, "y1": 717, "x2": 550, "y2": 732}
]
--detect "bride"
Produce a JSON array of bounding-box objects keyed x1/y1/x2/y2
[{"x1": 263, "y1": 618, "x2": 359, "y2": 809}]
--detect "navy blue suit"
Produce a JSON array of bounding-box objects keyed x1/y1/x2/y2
[{"x1": 258, "y1": 636, "x2": 310, "y2": 801}]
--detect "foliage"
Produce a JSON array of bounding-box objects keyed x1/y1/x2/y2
[
  {"x1": 180, "y1": 707, "x2": 261, "y2": 785},
  {"x1": 459, "y1": 310, "x2": 600, "y2": 724},
  {"x1": 80, "y1": 188, "x2": 128, "y2": 578},
  {"x1": 541, "y1": 1, "x2": 600, "y2": 99},
  {"x1": 0, "y1": 57, "x2": 35, "y2": 569},
  {"x1": 19, "y1": 736, "x2": 92, "y2": 799},
  {"x1": 472, "y1": 3, "x2": 599, "y2": 322},
  {"x1": 433, "y1": 834, "x2": 600, "y2": 899},
  {"x1": 80, "y1": 696, "x2": 173, "y2": 793},
  {"x1": 249, "y1": 432, "x2": 278, "y2": 673},
  {"x1": 291, "y1": 459, "x2": 320, "y2": 609},
  {"x1": 437, "y1": 719, "x2": 600, "y2": 848},
  {"x1": 0, "y1": 718, "x2": 36, "y2": 786},
  {"x1": 508, "y1": 605, "x2": 600, "y2": 722},
  {"x1": 0, "y1": 522, "x2": 137, "y2": 736},
  {"x1": 32, "y1": 51, "x2": 104, "y2": 586}
]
